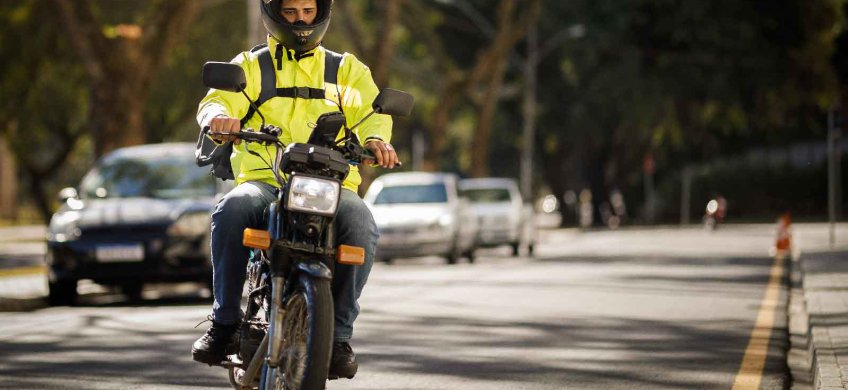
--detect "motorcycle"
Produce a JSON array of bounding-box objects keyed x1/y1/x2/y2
[{"x1": 200, "y1": 61, "x2": 414, "y2": 390}]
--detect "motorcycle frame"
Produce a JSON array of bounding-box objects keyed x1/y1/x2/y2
[{"x1": 236, "y1": 155, "x2": 340, "y2": 388}]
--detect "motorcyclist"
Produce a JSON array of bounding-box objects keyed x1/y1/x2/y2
[{"x1": 191, "y1": 0, "x2": 399, "y2": 380}]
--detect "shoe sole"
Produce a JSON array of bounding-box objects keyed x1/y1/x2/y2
[
  {"x1": 191, "y1": 347, "x2": 226, "y2": 366},
  {"x1": 328, "y1": 364, "x2": 358, "y2": 380}
]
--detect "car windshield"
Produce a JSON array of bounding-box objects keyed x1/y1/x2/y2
[
  {"x1": 462, "y1": 188, "x2": 511, "y2": 203},
  {"x1": 79, "y1": 154, "x2": 216, "y2": 199},
  {"x1": 374, "y1": 184, "x2": 448, "y2": 204}
]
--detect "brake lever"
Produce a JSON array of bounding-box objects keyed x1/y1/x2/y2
[{"x1": 344, "y1": 142, "x2": 402, "y2": 167}]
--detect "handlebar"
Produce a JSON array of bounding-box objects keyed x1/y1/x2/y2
[
  {"x1": 203, "y1": 126, "x2": 390, "y2": 166},
  {"x1": 203, "y1": 126, "x2": 280, "y2": 145}
]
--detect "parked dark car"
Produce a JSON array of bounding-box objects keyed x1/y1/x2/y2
[{"x1": 45, "y1": 143, "x2": 227, "y2": 305}]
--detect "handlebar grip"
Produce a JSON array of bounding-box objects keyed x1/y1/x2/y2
[
  {"x1": 206, "y1": 130, "x2": 279, "y2": 144},
  {"x1": 240, "y1": 131, "x2": 278, "y2": 143}
]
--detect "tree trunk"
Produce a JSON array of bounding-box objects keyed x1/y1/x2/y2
[
  {"x1": 423, "y1": 78, "x2": 464, "y2": 171},
  {"x1": 52, "y1": 0, "x2": 202, "y2": 158},
  {"x1": 470, "y1": 55, "x2": 510, "y2": 177},
  {"x1": 371, "y1": 0, "x2": 405, "y2": 87},
  {"x1": 466, "y1": 0, "x2": 541, "y2": 177},
  {"x1": 0, "y1": 138, "x2": 17, "y2": 221}
]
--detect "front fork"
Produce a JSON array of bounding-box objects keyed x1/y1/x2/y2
[{"x1": 266, "y1": 275, "x2": 286, "y2": 368}]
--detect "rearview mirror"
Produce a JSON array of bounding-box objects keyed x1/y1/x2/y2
[
  {"x1": 372, "y1": 88, "x2": 414, "y2": 117},
  {"x1": 202, "y1": 62, "x2": 247, "y2": 92}
]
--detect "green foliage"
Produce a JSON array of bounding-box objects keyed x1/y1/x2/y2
[
  {"x1": 0, "y1": 0, "x2": 92, "y2": 210},
  {"x1": 1, "y1": 0, "x2": 843, "y2": 222},
  {"x1": 144, "y1": 0, "x2": 247, "y2": 143},
  {"x1": 530, "y1": 0, "x2": 842, "y2": 222}
]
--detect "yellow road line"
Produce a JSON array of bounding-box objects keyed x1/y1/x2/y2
[
  {"x1": 0, "y1": 266, "x2": 45, "y2": 278},
  {"x1": 731, "y1": 253, "x2": 785, "y2": 390}
]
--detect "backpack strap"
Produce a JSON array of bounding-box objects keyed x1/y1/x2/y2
[
  {"x1": 324, "y1": 49, "x2": 343, "y2": 85},
  {"x1": 241, "y1": 45, "x2": 276, "y2": 127},
  {"x1": 240, "y1": 47, "x2": 345, "y2": 127}
]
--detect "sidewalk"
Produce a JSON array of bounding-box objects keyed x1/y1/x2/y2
[
  {"x1": 0, "y1": 225, "x2": 48, "y2": 311},
  {"x1": 0, "y1": 272, "x2": 46, "y2": 311},
  {"x1": 787, "y1": 225, "x2": 848, "y2": 389}
]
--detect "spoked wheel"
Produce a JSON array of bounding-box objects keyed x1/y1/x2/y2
[{"x1": 263, "y1": 276, "x2": 333, "y2": 390}]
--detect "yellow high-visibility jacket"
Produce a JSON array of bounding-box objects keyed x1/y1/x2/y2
[{"x1": 197, "y1": 36, "x2": 392, "y2": 192}]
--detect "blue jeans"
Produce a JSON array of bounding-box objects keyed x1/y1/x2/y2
[{"x1": 209, "y1": 181, "x2": 377, "y2": 342}]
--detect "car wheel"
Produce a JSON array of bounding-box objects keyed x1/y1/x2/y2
[
  {"x1": 464, "y1": 248, "x2": 476, "y2": 264},
  {"x1": 121, "y1": 282, "x2": 144, "y2": 302},
  {"x1": 446, "y1": 243, "x2": 460, "y2": 265},
  {"x1": 47, "y1": 279, "x2": 78, "y2": 306},
  {"x1": 511, "y1": 242, "x2": 521, "y2": 257}
]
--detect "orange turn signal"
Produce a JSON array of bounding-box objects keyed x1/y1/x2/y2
[
  {"x1": 337, "y1": 245, "x2": 365, "y2": 265},
  {"x1": 243, "y1": 228, "x2": 271, "y2": 250}
]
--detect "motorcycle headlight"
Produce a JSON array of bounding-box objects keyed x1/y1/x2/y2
[
  {"x1": 286, "y1": 175, "x2": 341, "y2": 217},
  {"x1": 168, "y1": 212, "x2": 211, "y2": 237}
]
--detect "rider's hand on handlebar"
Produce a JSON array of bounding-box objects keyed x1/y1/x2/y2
[
  {"x1": 209, "y1": 116, "x2": 242, "y2": 145},
  {"x1": 364, "y1": 139, "x2": 401, "y2": 169}
]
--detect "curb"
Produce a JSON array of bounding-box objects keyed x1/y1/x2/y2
[
  {"x1": 0, "y1": 296, "x2": 47, "y2": 312},
  {"x1": 788, "y1": 251, "x2": 848, "y2": 389},
  {"x1": 0, "y1": 268, "x2": 48, "y2": 312}
]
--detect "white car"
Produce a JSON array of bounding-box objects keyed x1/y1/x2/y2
[
  {"x1": 459, "y1": 178, "x2": 535, "y2": 256},
  {"x1": 364, "y1": 172, "x2": 478, "y2": 264}
]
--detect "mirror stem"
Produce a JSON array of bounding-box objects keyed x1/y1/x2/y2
[
  {"x1": 241, "y1": 90, "x2": 266, "y2": 129},
  {"x1": 347, "y1": 110, "x2": 376, "y2": 134}
]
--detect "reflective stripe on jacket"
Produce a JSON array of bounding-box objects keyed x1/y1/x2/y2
[{"x1": 197, "y1": 36, "x2": 392, "y2": 192}]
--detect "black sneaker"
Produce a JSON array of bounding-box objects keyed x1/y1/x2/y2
[
  {"x1": 191, "y1": 316, "x2": 240, "y2": 366},
  {"x1": 328, "y1": 341, "x2": 358, "y2": 380}
]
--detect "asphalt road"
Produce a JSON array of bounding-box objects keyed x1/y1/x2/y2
[{"x1": 0, "y1": 224, "x2": 793, "y2": 389}]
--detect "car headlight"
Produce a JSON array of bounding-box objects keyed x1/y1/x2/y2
[
  {"x1": 286, "y1": 175, "x2": 341, "y2": 217},
  {"x1": 48, "y1": 211, "x2": 82, "y2": 242},
  {"x1": 438, "y1": 213, "x2": 454, "y2": 227},
  {"x1": 168, "y1": 212, "x2": 211, "y2": 237}
]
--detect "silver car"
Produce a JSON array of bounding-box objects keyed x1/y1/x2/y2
[
  {"x1": 459, "y1": 178, "x2": 535, "y2": 256},
  {"x1": 364, "y1": 172, "x2": 478, "y2": 264}
]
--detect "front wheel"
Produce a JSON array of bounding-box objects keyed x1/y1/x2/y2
[
  {"x1": 262, "y1": 276, "x2": 333, "y2": 390},
  {"x1": 47, "y1": 278, "x2": 78, "y2": 306}
]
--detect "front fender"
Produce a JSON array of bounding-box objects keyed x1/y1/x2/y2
[{"x1": 294, "y1": 259, "x2": 332, "y2": 280}]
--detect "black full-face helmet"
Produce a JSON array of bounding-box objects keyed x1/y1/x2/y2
[{"x1": 260, "y1": 0, "x2": 333, "y2": 54}]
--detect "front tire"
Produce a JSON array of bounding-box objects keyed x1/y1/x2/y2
[
  {"x1": 511, "y1": 242, "x2": 521, "y2": 257},
  {"x1": 47, "y1": 278, "x2": 78, "y2": 306},
  {"x1": 120, "y1": 282, "x2": 144, "y2": 302},
  {"x1": 263, "y1": 275, "x2": 333, "y2": 390}
]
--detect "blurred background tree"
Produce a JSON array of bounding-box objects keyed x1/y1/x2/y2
[{"x1": 0, "y1": 0, "x2": 845, "y2": 225}]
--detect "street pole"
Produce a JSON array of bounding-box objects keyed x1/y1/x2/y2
[
  {"x1": 520, "y1": 25, "x2": 538, "y2": 204},
  {"x1": 247, "y1": 0, "x2": 265, "y2": 47},
  {"x1": 643, "y1": 154, "x2": 656, "y2": 224},
  {"x1": 681, "y1": 166, "x2": 692, "y2": 226},
  {"x1": 828, "y1": 109, "x2": 839, "y2": 247},
  {"x1": 412, "y1": 128, "x2": 425, "y2": 171}
]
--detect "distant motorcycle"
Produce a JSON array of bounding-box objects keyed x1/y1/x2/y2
[
  {"x1": 703, "y1": 196, "x2": 727, "y2": 231},
  {"x1": 200, "y1": 61, "x2": 413, "y2": 390}
]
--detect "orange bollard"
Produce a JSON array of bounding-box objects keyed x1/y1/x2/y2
[{"x1": 775, "y1": 213, "x2": 792, "y2": 252}]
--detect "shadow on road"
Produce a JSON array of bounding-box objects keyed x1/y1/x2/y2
[{"x1": 0, "y1": 311, "x2": 226, "y2": 389}]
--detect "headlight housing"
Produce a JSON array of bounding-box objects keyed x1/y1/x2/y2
[
  {"x1": 286, "y1": 175, "x2": 341, "y2": 217},
  {"x1": 168, "y1": 212, "x2": 211, "y2": 237},
  {"x1": 48, "y1": 211, "x2": 82, "y2": 242}
]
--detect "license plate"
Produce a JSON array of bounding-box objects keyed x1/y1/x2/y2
[{"x1": 96, "y1": 244, "x2": 144, "y2": 262}]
